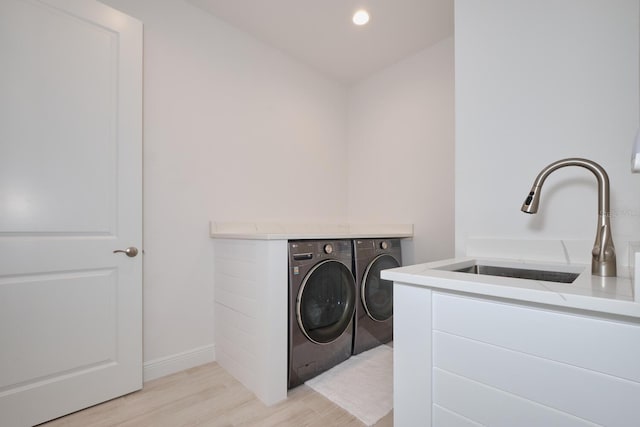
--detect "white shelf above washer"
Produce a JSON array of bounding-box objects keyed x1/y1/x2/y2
[{"x1": 209, "y1": 221, "x2": 414, "y2": 240}]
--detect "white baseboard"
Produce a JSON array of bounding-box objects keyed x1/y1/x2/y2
[{"x1": 143, "y1": 344, "x2": 216, "y2": 382}]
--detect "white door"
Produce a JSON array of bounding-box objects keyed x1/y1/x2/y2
[{"x1": 0, "y1": 0, "x2": 143, "y2": 425}]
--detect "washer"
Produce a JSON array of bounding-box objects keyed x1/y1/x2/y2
[
  {"x1": 352, "y1": 238, "x2": 402, "y2": 355},
  {"x1": 288, "y1": 239, "x2": 356, "y2": 389}
]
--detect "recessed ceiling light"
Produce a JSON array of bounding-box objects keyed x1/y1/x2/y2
[{"x1": 352, "y1": 10, "x2": 369, "y2": 26}]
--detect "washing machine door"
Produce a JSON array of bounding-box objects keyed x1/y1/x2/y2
[
  {"x1": 296, "y1": 260, "x2": 356, "y2": 344},
  {"x1": 361, "y1": 254, "x2": 400, "y2": 322}
]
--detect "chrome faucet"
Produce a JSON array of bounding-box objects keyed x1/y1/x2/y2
[{"x1": 521, "y1": 158, "x2": 616, "y2": 277}]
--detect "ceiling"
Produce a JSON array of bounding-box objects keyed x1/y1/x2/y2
[{"x1": 188, "y1": 0, "x2": 454, "y2": 84}]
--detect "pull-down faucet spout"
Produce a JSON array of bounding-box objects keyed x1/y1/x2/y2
[{"x1": 521, "y1": 158, "x2": 616, "y2": 277}]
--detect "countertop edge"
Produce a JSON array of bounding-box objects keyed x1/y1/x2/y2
[
  {"x1": 209, "y1": 221, "x2": 414, "y2": 240},
  {"x1": 382, "y1": 258, "x2": 640, "y2": 319}
]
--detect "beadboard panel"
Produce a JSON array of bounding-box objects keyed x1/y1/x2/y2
[
  {"x1": 215, "y1": 299, "x2": 258, "y2": 336},
  {"x1": 216, "y1": 287, "x2": 261, "y2": 316},
  {"x1": 216, "y1": 258, "x2": 260, "y2": 283},
  {"x1": 433, "y1": 331, "x2": 640, "y2": 426},
  {"x1": 214, "y1": 238, "x2": 261, "y2": 260},
  {"x1": 213, "y1": 239, "x2": 288, "y2": 405},
  {"x1": 216, "y1": 304, "x2": 260, "y2": 360},
  {"x1": 214, "y1": 315, "x2": 260, "y2": 392},
  {"x1": 393, "y1": 284, "x2": 432, "y2": 426},
  {"x1": 432, "y1": 404, "x2": 482, "y2": 427},
  {"x1": 433, "y1": 368, "x2": 597, "y2": 427},
  {"x1": 433, "y1": 292, "x2": 640, "y2": 383},
  {"x1": 215, "y1": 272, "x2": 257, "y2": 299}
]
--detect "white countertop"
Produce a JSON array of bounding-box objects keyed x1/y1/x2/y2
[
  {"x1": 209, "y1": 221, "x2": 414, "y2": 240},
  {"x1": 381, "y1": 257, "x2": 640, "y2": 319}
]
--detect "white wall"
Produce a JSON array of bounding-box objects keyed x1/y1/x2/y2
[
  {"x1": 101, "y1": 0, "x2": 349, "y2": 368},
  {"x1": 456, "y1": 0, "x2": 640, "y2": 266},
  {"x1": 347, "y1": 38, "x2": 455, "y2": 265},
  {"x1": 98, "y1": 0, "x2": 639, "y2": 379}
]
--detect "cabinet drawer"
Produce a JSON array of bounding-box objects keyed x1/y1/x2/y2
[
  {"x1": 433, "y1": 330, "x2": 639, "y2": 426},
  {"x1": 432, "y1": 292, "x2": 640, "y2": 382}
]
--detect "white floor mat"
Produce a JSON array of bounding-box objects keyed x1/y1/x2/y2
[{"x1": 305, "y1": 345, "x2": 393, "y2": 426}]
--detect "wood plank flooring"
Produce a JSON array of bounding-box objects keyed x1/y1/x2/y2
[{"x1": 39, "y1": 363, "x2": 393, "y2": 427}]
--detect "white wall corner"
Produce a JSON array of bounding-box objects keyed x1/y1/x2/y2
[{"x1": 143, "y1": 344, "x2": 216, "y2": 383}]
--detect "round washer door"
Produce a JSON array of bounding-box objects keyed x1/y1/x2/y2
[
  {"x1": 361, "y1": 254, "x2": 400, "y2": 322},
  {"x1": 296, "y1": 260, "x2": 356, "y2": 344}
]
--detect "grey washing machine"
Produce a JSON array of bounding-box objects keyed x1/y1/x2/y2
[
  {"x1": 352, "y1": 238, "x2": 402, "y2": 355},
  {"x1": 288, "y1": 239, "x2": 356, "y2": 389}
]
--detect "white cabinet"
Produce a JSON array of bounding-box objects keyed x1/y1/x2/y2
[
  {"x1": 213, "y1": 239, "x2": 288, "y2": 405},
  {"x1": 394, "y1": 286, "x2": 640, "y2": 426}
]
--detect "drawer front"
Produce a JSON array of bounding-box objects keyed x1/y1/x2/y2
[
  {"x1": 433, "y1": 292, "x2": 640, "y2": 382},
  {"x1": 433, "y1": 331, "x2": 637, "y2": 426},
  {"x1": 432, "y1": 293, "x2": 640, "y2": 426}
]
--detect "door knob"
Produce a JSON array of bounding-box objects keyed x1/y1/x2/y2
[{"x1": 113, "y1": 246, "x2": 139, "y2": 257}]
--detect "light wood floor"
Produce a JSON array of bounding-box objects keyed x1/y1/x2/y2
[{"x1": 39, "y1": 363, "x2": 393, "y2": 427}]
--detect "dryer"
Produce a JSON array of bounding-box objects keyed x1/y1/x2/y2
[
  {"x1": 352, "y1": 238, "x2": 402, "y2": 355},
  {"x1": 288, "y1": 239, "x2": 356, "y2": 389}
]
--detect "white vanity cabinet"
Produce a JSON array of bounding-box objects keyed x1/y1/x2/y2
[{"x1": 388, "y1": 259, "x2": 640, "y2": 427}]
